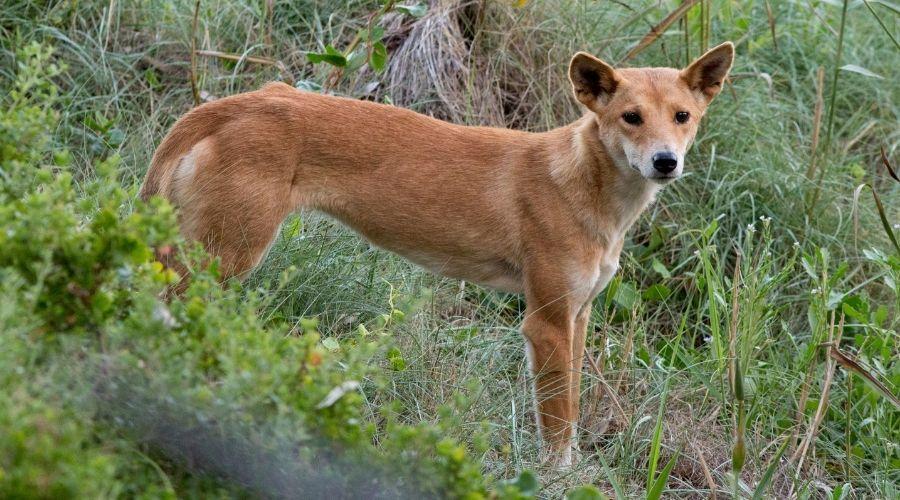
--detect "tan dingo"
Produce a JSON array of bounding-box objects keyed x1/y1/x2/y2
[{"x1": 141, "y1": 42, "x2": 734, "y2": 466}]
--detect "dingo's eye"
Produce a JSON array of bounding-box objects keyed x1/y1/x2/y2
[
  {"x1": 622, "y1": 112, "x2": 642, "y2": 125},
  {"x1": 675, "y1": 111, "x2": 690, "y2": 123}
]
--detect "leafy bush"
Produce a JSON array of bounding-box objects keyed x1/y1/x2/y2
[{"x1": 0, "y1": 42, "x2": 66, "y2": 201}]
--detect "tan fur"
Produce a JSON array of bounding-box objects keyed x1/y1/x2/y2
[{"x1": 140, "y1": 43, "x2": 734, "y2": 466}]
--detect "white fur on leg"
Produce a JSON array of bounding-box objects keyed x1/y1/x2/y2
[{"x1": 523, "y1": 338, "x2": 542, "y2": 443}]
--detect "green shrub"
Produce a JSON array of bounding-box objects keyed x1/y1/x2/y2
[
  {"x1": 0, "y1": 42, "x2": 67, "y2": 202},
  {"x1": 0, "y1": 390, "x2": 119, "y2": 499}
]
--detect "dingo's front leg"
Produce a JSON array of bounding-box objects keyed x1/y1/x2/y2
[
  {"x1": 570, "y1": 303, "x2": 591, "y2": 452},
  {"x1": 522, "y1": 283, "x2": 580, "y2": 467}
]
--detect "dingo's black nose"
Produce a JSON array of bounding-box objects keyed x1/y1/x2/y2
[{"x1": 652, "y1": 152, "x2": 678, "y2": 174}]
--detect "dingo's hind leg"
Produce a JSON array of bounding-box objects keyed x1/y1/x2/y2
[{"x1": 171, "y1": 138, "x2": 294, "y2": 282}]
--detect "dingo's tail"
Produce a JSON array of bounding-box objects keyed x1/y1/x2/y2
[{"x1": 139, "y1": 104, "x2": 231, "y2": 202}]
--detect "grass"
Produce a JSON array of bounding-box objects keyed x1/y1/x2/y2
[{"x1": 2, "y1": 0, "x2": 898, "y2": 497}]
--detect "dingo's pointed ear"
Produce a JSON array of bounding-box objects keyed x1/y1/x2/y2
[
  {"x1": 569, "y1": 52, "x2": 619, "y2": 109},
  {"x1": 681, "y1": 42, "x2": 734, "y2": 102}
]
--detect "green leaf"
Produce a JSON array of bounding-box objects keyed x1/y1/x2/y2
[
  {"x1": 284, "y1": 217, "x2": 303, "y2": 238},
  {"x1": 510, "y1": 470, "x2": 539, "y2": 495},
  {"x1": 874, "y1": 304, "x2": 888, "y2": 326},
  {"x1": 294, "y1": 79, "x2": 323, "y2": 92},
  {"x1": 299, "y1": 317, "x2": 319, "y2": 334},
  {"x1": 565, "y1": 485, "x2": 608, "y2": 500},
  {"x1": 646, "y1": 451, "x2": 678, "y2": 500},
  {"x1": 394, "y1": 3, "x2": 427, "y2": 17},
  {"x1": 826, "y1": 290, "x2": 845, "y2": 309},
  {"x1": 387, "y1": 346, "x2": 407, "y2": 371},
  {"x1": 801, "y1": 254, "x2": 818, "y2": 279},
  {"x1": 840, "y1": 295, "x2": 869, "y2": 322},
  {"x1": 370, "y1": 41, "x2": 388, "y2": 72},
  {"x1": 651, "y1": 258, "x2": 671, "y2": 278},
  {"x1": 613, "y1": 281, "x2": 639, "y2": 311},
  {"x1": 647, "y1": 375, "x2": 671, "y2": 490},
  {"x1": 369, "y1": 25, "x2": 385, "y2": 41},
  {"x1": 604, "y1": 277, "x2": 621, "y2": 311},
  {"x1": 840, "y1": 64, "x2": 883, "y2": 79},
  {"x1": 307, "y1": 45, "x2": 347, "y2": 67},
  {"x1": 751, "y1": 436, "x2": 790, "y2": 500},
  {"x1": 346, "y1": 49, "x2": 368, "y2": 72},
  {"x1": 703, "y1": 219, "x2": 719, "y2": 239},
  {"x1": 830, "y1": 261, "x2": 849, "y2": 285},
  {"x1": 596, "y1": 452, "x2": 626, "y2": 500},
  {"x1": 321, "y1": 337, "x2": 339, "y2": 351},
  {"x1": 832, "y1": 483, "x2": 850, "y2": 500},
  {"x1": 306, "y1": 52, "x2": 347, "y2": 67},
  {"x1": 144, "y1": 67, "x2": 161, "y2": 89},
  {"x1": 642, "y1": 284, "x2": 671, "y2": 302},
  {"x1": 646, "y1": 225, "x2": 668, "y2": 252},
  {"x1": 106, "y1": 128, "x2": 125, "y2": 147}
]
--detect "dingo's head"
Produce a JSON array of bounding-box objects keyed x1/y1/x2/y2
[{"x1": 568, "y1": 42, "x2": 734, "y2": 184}]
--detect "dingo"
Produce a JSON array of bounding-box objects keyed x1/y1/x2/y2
[{"x1": 141, "y1": 42, "x2": 734, "y2": 466}]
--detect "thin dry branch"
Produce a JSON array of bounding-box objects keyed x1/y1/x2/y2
[{"x1": 804, "y1": 67, "x2": 826, "y2": 180}]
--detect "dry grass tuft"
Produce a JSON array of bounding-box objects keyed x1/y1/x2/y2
[
  {"x1": 382, "y1": 0, "x2": 481, "y2": 122},
  {"x1": 380, "y1": 0, "x2": 579, "y2": 129}
]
